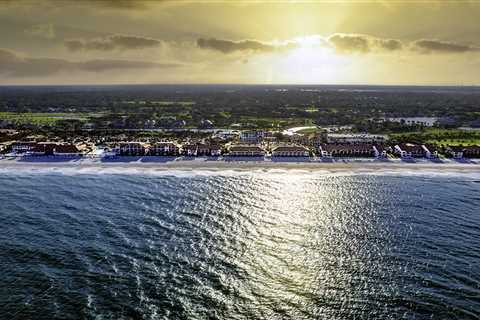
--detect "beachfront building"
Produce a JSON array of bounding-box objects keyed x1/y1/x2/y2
[
  {"x1": 319, "y1": 143, "x2": 376, "y2": 158},
  {"x1": 182, "y1": 143, "x2": 222, "y2": 156},
  {"x1": 394, "y1": 143, "x2": 428, "y2": 158},
  {"x1": 150, "y1": 142, "x2": 180, "y2": 156},
  {"x1": 423, "y1": 145, "x2": 439, "y2": 159},
  {"x1": 53, "y1": 144, "x2": 81, "y2": 157},
  {"x1": 271, "y1": 144, "x2": 310, "y2": 157},
  {"x1": 197, "y1": 143, "x2": 222, "y2": 156},
  {"x1": 182, "y1": 143, "x2": 198, "y2": 156},
  {"x1": 462, "y1": 145, "x2": 480, "y2": 158},
  {"x1": 240, "y1": 131, "x2": 265, "y2": 143},
  {"x1": 118, "y1": 142, "x2": 147, "y2": 156},
  {"x1": 327, "y1": 133, "x2": 387, "y2": 144},
  {"x1": 228, "y1": 144, "x2": 266, "y2": 157},
  {"x1": 448, "y1": 146, "x2": 465, "y2": 159},
  {"x1": 11, "y1": 142, "x2": 38, "y2": 154},
  {"x1": 448, "y1": 145, "x2": 480, "y2": 159},
  {"x1": 21, "y1": 142, "x2": 81, "y2": 157},
  {"x1": 372, "y1": 145, "x2": 388, "y2": 158}
]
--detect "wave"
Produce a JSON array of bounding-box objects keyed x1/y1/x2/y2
[{"x1": 1, "y1": 165, "x2": 480, "y2": 180}]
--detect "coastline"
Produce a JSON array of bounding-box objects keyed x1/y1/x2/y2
[{"x1": 1, "y1": 156, "x2": 479, "y2": 174}]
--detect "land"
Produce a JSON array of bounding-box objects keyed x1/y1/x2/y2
[
  {"x1": 1, "y1": 85, "x2": 480, "y2": 162},
  {"x1": 1, "y1": 156, "x2": 479, "y2": 173}
]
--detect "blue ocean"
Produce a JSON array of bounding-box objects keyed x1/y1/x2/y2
[{"x1": 1, "y1": 169, "x2": 479, "y2": 319}]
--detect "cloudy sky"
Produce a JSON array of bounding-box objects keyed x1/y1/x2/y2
[{"x1": 1, "y1": 0, "x2": 480, "y2": 85}]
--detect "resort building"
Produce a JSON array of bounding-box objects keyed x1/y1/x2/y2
[
  {"x1": 150, "y1": 142, "x2": 180, "y2": 156},
  {"x1": 181, "y1": 143, "x2": 222, "y2": 156},
  {"x1": 394, "y1": 143, "x2": 428, "y2": 158},
  {"x1": 21, "y1": 142, "x2": 81, "y2": 157},
  {"x1": 271, "y1": 144, "x2": 310, "y2": 157},
  {"x1": 448, "y1": 145, "x2": 480, "y2": 159},
  {"x1": 53, "y1": 144, "x2": 81, "y2": 157},
  {"x1": 372, "y1": 145, "x2": 388, "y2": 158},
  {"x1": 197, "y1": 143, "x2": 222, "y2": 156},
  {"x1": 228, "y1": 144, "x2": 266, "y2": 157},
  {"x1": 327, "y1": 133, "x2": 387, "y2": 144},
  {"x1": 319, "y1": 143, "x2": 376, "y2": 158},
  {"x1": 11, "y1": 142, "x2": 38, "y2": 154},
  {"x1": 462, "y1": 145, "x2": 480, "y2": 158},
  {"x1": 240, "y1": 131, "x2": 265, "y2": 143},
  {"x1": 118, "y1": 142, "x2": 147, "y2": 156}
]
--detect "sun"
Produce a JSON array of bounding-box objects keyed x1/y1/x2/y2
[{"x1": 274, "y1": 37, "x2": 350, "y2": 83}]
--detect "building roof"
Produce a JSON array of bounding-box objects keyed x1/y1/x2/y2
[
  {"x1": 398, "y1": 143, "x2": 424, "y2": 153},
  {"x1": 119, "y1": 142, "x2": 145, "y2": 148},
  {"x1": 229, "y1": 144, "x2": 265, "y2": 152},
  {"x1": 320, "y1": 143, "x2": 375, "y2": 152},
  {"x1": 272, "y1": 145, "x2": 309, "y2": 152},
  {"x1": 55, "y1": 144, "x2": 80, "y2": 154},
  {"x1": 450, "y1": 145, "x2": 480, "y2": 152}
]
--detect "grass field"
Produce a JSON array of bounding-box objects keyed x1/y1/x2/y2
[
  {"x1": 391, "y1": 129, "x2": 480, "y2": 146},
  {"x1": 0, "y1": 112, "x2": 92, "y2": 126}
]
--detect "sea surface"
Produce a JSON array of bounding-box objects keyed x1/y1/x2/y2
[{"x1": 1, "y1": 169, "x2": 480, "y2": 319}]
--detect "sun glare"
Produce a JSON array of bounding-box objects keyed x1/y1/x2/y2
[{"x1": 276, "y1": 40, "x2": 350, "y2": 83}]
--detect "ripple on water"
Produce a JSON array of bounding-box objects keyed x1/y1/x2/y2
[{"x1": 0, "y1": 172, "x2": 479, "y2": 319}]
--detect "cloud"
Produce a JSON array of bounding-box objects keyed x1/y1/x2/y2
[
  {"x1": 197, "y1": 38, "x2": 296, "y2": 54},
  {"x1": 0, "y1": 48, "x2": 181, "y2": 77},
  {"x1": 24, "y1": 23, "x2": 55, "y2": 39},
  {"x1": 328, "y1": 33, "x2": 403, "y2": 53},
  {"x1": 197, "y1": 34, "x2": 480, "y2": 57},
  {"x1": 65, "y1": 34, "x2": 162, "y2": 51},
  {"x1": 412, "y1": 39, "x2": 479, "y2": 53}
]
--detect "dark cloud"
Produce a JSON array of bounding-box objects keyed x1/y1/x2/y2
[
  {"x1": 374, "y1": 38, "x2": 403, "y2": 51},
  {"x1": 328, "y1": 34, "x2": 370, "y2": 53},
  {"x1": 328, "y1": 34, "x2": 403, "y2": 53},
  {"x1": 197, "y1": 38, "x2": 295, "y2": 54},
  {"x1": 65, "y1": 34, "x2": 162, "y2": 51},
  {"x1": 412, "y1": 39, "x2": 478, "y2": 53},
  {"x1": 0, "y1": 48, "x2": 181, "y2": 77},
  {"x1": 92, "y1": 0, "x2": 150, "y2": 9}
]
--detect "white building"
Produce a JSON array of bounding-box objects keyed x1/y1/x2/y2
[
  {"x1": 327, "y1": 133, "x2": 386, "y2": 144},
  {"x1": 240, "y1": 131, "x2": 265, "y2": 143},
  {"x1": 118, "y1": 142, "x2": 147, "y2": 156},
  {"x1": 271, "y1": 145, "x2": 310, "y2": 157}
]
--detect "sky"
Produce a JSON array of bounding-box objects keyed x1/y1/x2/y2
[{"x1": 1, "y1": 0, "x2": 480, "y2": 85}]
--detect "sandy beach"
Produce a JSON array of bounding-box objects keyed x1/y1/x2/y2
[{"x1": 1, "y1": 156, "x2": 479, "y2": 174}]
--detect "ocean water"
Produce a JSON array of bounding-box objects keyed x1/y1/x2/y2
[{"x1": 1, "y1": 169, "x2": 479, "y2": 319}]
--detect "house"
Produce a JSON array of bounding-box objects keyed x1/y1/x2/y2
[
  {"x1": 24, "y1": 142, "x2": 58, "y2": 156},
  {"x1": 463, "y1": 145, "x2": 480, "y2": 158},
  {"x1": 228, "y1": 144, "x2": 266, "y2": 157},
  {"x1": 372, "y1": 145, "x2": 388, "y2": 158},
  {"x1": 327, "y1": 133, "x2": 386, "y2": 144},
  {"x1": 118, "y1": 142, "x2": 147, "y2": 156},
  {"x1": 271, "y1": 145, "x2": 310, "y2": 157},
  {"x1": 448, "y1": 146, "x2": 465, "y2": 159},
  {"x1": 449, "y1": 145, "x2": 480, "y2": 158},
  {"x1": 197, "y1": 143, "x2": 222, "y2": 156},
  {"x1": 53, "y1": 144, "x2": 81, "y2": 157},
  {"x1": 11, "y1": 142, "x2": 38, "y2": 154},
  {"x1": 182, "y1": 143, "x2": 198, "y2": 156},
  {"x1": 319, "y1": 143, "x2": 376, "y2": 158},
  {"x1": 394, "y1": 143, "x2": 427, "y2": 158},
  {"x1": 423, "y1": 144, "x2": 439, "y2": 159},
  {"x1": 240, "y1": 131, "x2": 265, "y2": 143},
  {"x1": 150, "y1": 142, "x2": 180, "y2": 156},
  {"x1": 182, "y1": 143, "x2": 222, "y2": 156}
]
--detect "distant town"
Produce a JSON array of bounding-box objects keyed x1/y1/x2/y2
[{"x1": 1, "y1": 85, "x2": 479, "y2": 162}]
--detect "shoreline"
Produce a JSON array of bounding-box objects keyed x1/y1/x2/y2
[{"x1": 1, "y1": 156, "x2": 480, "y2": 173}]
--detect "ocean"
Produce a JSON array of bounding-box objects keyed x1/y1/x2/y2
[{"x1": 1, "y1": 169, "x2": 479, "y2": 319}]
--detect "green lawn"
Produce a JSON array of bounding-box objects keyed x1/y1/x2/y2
[
  {"x1": 391, "y1": 128, "x2": 480, "y2": 146},
  {"x1": 0, "y1": 112, "x2": 91, "y2": 126}
]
